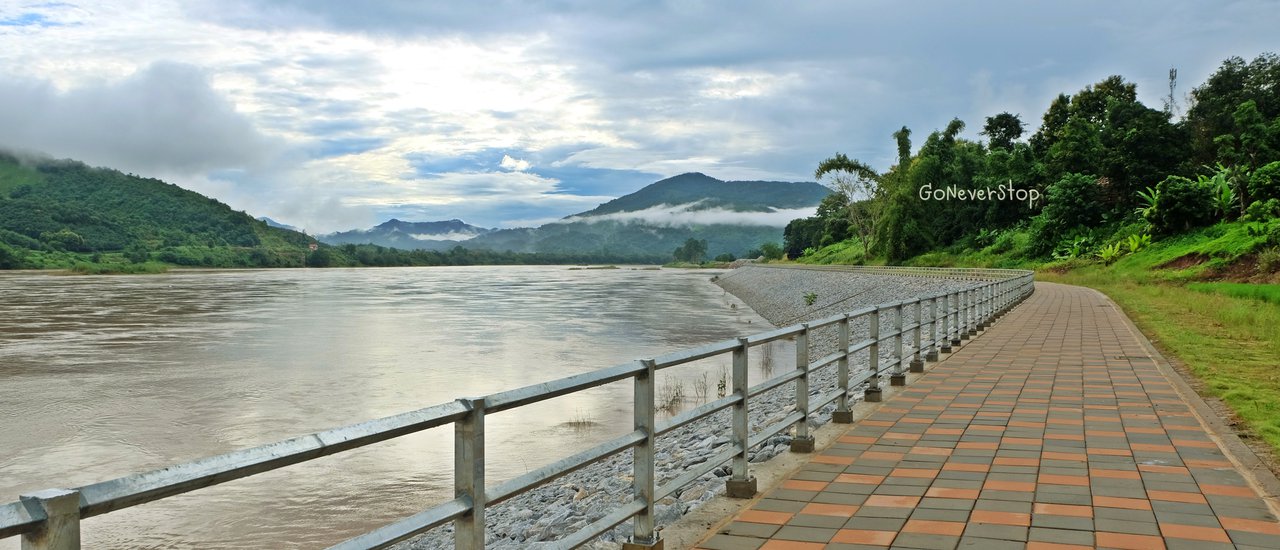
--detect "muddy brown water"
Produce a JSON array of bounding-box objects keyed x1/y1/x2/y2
[{"x1": 0, "y1": 266, "x2": 788, "y2": 549}]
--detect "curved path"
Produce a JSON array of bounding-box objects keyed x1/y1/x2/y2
[{"x1": 693, "y1": 282, "x2": 1280, "y2": 550}]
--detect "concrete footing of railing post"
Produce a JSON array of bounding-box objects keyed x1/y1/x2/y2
[
  {"x1": 889, "y1": 373, "x2": 906, "y2": 386},
  {"x1": 622, "y1": 539, "x2": 664, "y2": 550},
  {"x1": 925, "y1": 350, "x2": 939, "y2": 362},
  {"x1": 790, "y1": 436, "x2": 815, "y2": 453},
  {"x1": 832, "y1": 410, "x2": 854, "y2": 423},
  {"x1": 19, "y1": 489, "x2": 80, "y2": 550},
  {"x1": 909, "y1": 359, "x2": 924, "y2": 373},
  {"x1": 863, "y1": 387, "x2": 883, "y2": 402}
]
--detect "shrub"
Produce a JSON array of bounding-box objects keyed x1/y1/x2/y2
[
  {"x1": 1125, "y1": 233, "x2": 1152, "y2": 254},
  {"x1": 1030, "y1": 173, "x2": 1103, "y2": 255},
  {"x1": 804, "y1": 292, "x2": 818, "y2": 306},
  {"x1": 1097, "y1": 242, "x2": 1123, "y2": 264},
  {"x1": 759, "y1": 242, "x2": 784, "y2": 260},
  {"x1": 1053, "y1": 234, "x2": 1094, "y2": 260},
  {"x1": 1250, "y1": 161, "x2": 1280, "y2": 202},
  {"x1": 1148, "y1": 175, "x2": 1215, "y2": 235},
  {"x1": 1244, "y1": 199, "x2": 1280, "y2": 221},
  {"x1": 1259, "y1": 247, "x2": 1280, "y2": 274}
]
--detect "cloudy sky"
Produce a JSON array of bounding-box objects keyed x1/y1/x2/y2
[{"x1": 0, "y1": 1, "x2": 1276, "y2": 232}]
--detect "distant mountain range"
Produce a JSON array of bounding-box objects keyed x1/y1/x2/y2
[
  {"x1": 318, "y1": 172, "x2": 831, "y2": 258},
  {"x1": 319, "y1": 219, "x2": 495, "y2": 251}
]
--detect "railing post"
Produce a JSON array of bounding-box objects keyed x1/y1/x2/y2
[
  {"x1": 968, "y1": 288, "x2": 979, "y2": 336},
  {"x1": 940, "y1": 293, "x2": 953, "y2": 353},
  {"x1": 454, "y1": 397, "x2": 486, "y2": 550},
  {"x1": 909, "y1": 300, "x2": 925, "y2": 372},
  {"x1": 926, "y1": 297, "x2": 939, "y2": 361},
  {"x1": 625, "y1": 360, "x2": 661, "y2": 550},
  {"x1": 890, "y1": 303, "x2": 906, "y2": 386},
  {"x1": 976, "y1": 285, "x2": 987, "y2": 330},
  {"x1": 791, "y1": 324, "x2": 814, "y2": 452},
  {"x1": 865, "y1": 308, "x2": 882, "y2": 402},
  {"x1": 833, "y1": 314, "x2": 853, "y2": 423},
  {"x1": 19, "y1": 489, "x2": 80, "y2": 550},
  {"x1": 950, "y1": 292, "x2": 963, "y2": 347},
  {"x1": 726, "y1": 337, "x2": 756, "y2": 498},
  {"x1": 959, "y1": 289, "x2": 971, "y2": 340}
]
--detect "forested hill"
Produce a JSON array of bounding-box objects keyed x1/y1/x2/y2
[
  {"x1": 0, "y1": 153, "x2": 321, "y2": 269},
  {"x1": 574, "y1": 172, "x2": 829, "y2": 217},
  {"x1": 0, "y1": 153, "x2": 671, "y2": 271}
]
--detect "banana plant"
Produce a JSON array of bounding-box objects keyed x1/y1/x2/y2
[
  {"x1": 1125, "y1": 233, "x2": 1151, "y2": 254},
  {"x1": 1097, "y1": 242, "x2": 1124, "y2": 264},
  {"x1": 1135, "y1": 186, "x2": 1159, "y2": 220}
]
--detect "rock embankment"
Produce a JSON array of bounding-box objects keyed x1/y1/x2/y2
[{"x1": 400, "y1": 265, "x2": 979, "y2": 549}]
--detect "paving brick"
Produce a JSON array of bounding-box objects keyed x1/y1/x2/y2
[{"x1": 692, "y1": 283, "x2": 1280, "y2": 550}]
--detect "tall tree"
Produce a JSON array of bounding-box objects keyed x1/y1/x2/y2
[
  {"x1": 815, "y1": 153, "x2": 883, "y2": 258},
  {"x1": 981, "y1": 112, "x2": 1025, "y2": 151},
  {"x1": 1186, "y1": 53, "x2": 1280, "y2": 167}
]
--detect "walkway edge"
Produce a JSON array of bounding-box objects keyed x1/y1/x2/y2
[{"x1": 1078, "y1": 282, "x2": 1280, "y2": 516}]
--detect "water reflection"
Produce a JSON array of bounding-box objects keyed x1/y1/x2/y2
[{"x1": 0, "y1": 266, "x2": 786, "y2": 549}]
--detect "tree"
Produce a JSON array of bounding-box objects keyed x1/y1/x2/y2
[
  {"x1": 1029, "y1": 173, "x2": 1103, "y2": 254},
  {"x1": 1188, "y1": 54, "x2": 1280, "y2": 152},
  {"x1": 981, "y1": 112, "x2": 1025, "y2": 151},
  {"x1": 671, "y1": 238, "x2": 707, "y2": 263},
  {"x1": 814, "y1": 153, "x2": 884, "y2": 258},
  {"x1": 759, "y1": 242, "x2": 784, "y2": 260}
]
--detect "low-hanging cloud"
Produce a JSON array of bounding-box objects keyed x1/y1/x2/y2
[
  {"x1": 562, "y1": 201, "x2": 816, "y2": 227},
  {"x1": 0, "y1": 62, "x2": 280, "y2": 175}
]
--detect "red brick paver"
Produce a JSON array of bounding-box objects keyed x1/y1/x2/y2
[{"x1": 694, "y1": 282, "x2": 1280, "y2": 550}]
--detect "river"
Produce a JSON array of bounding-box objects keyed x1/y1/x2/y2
[{"x1": 0, "y1": 266, "x2": 787, "y2": 549}]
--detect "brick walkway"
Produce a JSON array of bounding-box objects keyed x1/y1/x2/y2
[{"x1": 694, "y1": 282, "x2": 1280, "y2": 550}]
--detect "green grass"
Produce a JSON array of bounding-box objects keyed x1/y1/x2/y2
[{"x1": 1187, "y1": 282, "x2": 1280, "y2": 304}]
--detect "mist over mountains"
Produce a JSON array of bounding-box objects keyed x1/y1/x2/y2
[{"x1": 317, "y1": 173, "x2": 831, "y2": 258}]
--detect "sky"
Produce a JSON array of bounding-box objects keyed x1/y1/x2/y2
[{"x1": 0, "y1": 1, "x2": 1277, "y2": 233}]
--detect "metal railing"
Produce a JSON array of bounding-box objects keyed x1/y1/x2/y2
[{"x1": 1, "y1": 266, "x2": 1035, "y2": 550}]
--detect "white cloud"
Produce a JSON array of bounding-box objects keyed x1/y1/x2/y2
[
  {"x1": 2, "y1": 0, "x2": 1278, "y2": 232},
  {"x1": 499, "y1": 154, "x2": 531, "y2": 171},
  {"x1": 563, "y1": 202, "x2": 817, "y2": 228}
]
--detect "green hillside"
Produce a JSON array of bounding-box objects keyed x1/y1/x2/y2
[{"x1": 0, "y1": 153, "x2": 316, "y2": 271}]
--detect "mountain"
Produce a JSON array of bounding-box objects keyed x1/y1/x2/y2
[
  {"x1": 257, "y1": 216, "x2": 301, "y2": 232},
  {"x1": 575, "y1": 172, "x2": 830, "y2": 217},
  {"x1": 319, "y1": 218, "x2": 495, "y2": 251},
  {"x1": 462, "y1": 173, "x2": 830, "y2": 258},
  {"x1": 0, "y1": 152, "x2": 318, "y2": 269}
]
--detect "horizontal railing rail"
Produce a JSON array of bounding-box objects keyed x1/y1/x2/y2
[{"x1": 2, "y1": 266, "x2": 1035, "y2": 550}]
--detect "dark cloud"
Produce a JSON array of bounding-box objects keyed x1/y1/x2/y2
[{"x1": 0, "y1": 62, "x2": 280, "y2": 174}]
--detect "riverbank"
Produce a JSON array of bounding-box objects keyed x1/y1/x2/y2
[{"x1": 399, "y1": 266, "x2": 979, "y2": 549}]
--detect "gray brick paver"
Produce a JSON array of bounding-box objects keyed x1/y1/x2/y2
[{"x1": 694, "y1": 283, "x2": 1280, "y2": 550}]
